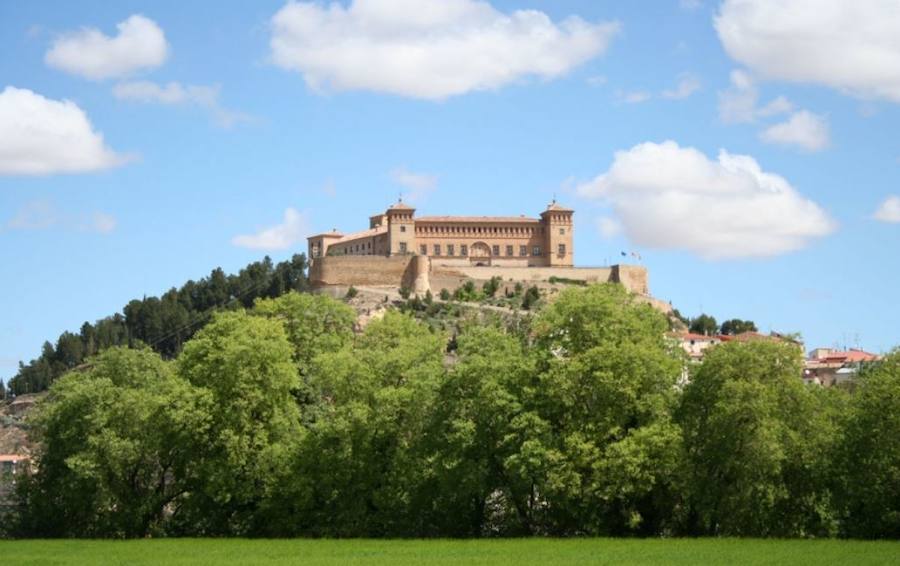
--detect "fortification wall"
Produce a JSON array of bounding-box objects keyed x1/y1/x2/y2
[
  {"x1": 610, "y1": 265, "x2": 649, "y2": 295},
  {"x1": 310, "y1": 256, "x2": 649, "y2": 296},
  {"x1": 310, "y1": 256, "x2": 415, "y2": 288}
]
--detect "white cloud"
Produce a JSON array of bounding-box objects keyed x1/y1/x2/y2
[
  {"x1": 718, "y1": 69, "x2": 757, "y2": 123},
  {"x1": 0, "y1": 86, "x2": 126, "y2": 175},
  {"x1": 661, "y1": 73, "x2": 701, "y2": 99},
  {"x1": 760, "y1": 111, "x2": 830, "y2": 152},
  {"x1": 586, "y1": 75, "x2": 607, "y2": 87},
  {"x1": 5, "y1": 200, "x2": 117, "y2": 234},
  {"x1": 874, "y1": 195, "x2": 900, "y2": 223},
  {"x1": 270, "y1": 0, "x2": 620, "y2": 100},
  {"x1": 596, "y1": 216, "x2": 621, "y2": 238},
  {"x1": 232, "y1": 208, "x2": 310, "y2": 250},
  {"x1": 390, "y1": 167, "x2": 438, "y2": 202},
  {"x1": 86, "y1": 212, "x2": 117, "y2": 234},
  {"x1": 718, "y1": 70, "x2": 795, "y2": 124},
  {"x1": 575, "y1": 140, "x2": 836, "y2": 259},
  {"x1": 113, "y1": 81, "x2": 251, "y2": 128},
  {"x1": 45, "y1": 14, "x2": 168, "y2": 80},
  {"x1": 680, "y1": 0, "x2": 702, "y2": 10},
  {"x1": 6, "y1": 200, "x2": 57, "y2": 230},
  {"x1": 618, "y1": 90, "x2": 652, "y2": 104},
  {"x1": 715, "y1": 0, "x2": 900, "y2": 103},
  {"x1": 757, "y1": 95, "x2": 794, "y2": 118}
]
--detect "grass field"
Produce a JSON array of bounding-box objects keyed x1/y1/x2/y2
[{"x1": 2, "y1": 538, "x2": 899, "y2": 566}]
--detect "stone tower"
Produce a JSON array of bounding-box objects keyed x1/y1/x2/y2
[
  {"x1": 385, "y1": 200, "x2": 416, "y2": 255},
  {"x1": 541, "y1": 201, "x2": 574, "y2": 267}
]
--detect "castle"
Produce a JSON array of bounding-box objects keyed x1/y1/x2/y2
[
  {"x1": 308, "y1": 200, "x2": 574, "y2": 267},
  {"x1": 307, "y1": 200, "x2": 651, "y2": 298}
]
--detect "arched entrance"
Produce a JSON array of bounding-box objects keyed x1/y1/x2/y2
[{"x1": 470, "y1": 241, "x2": 491, "y2": 266}]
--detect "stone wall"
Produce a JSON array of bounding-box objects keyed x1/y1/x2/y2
[
  {"x1": 610, "y1": 264, "x2": 649, "y2": 295},
  {"x1": 311, "y1": 256, "x2": 650, "y2": 296},
  {"x1": 309, "y1": 255, "x2": 415, "y2": 288}
]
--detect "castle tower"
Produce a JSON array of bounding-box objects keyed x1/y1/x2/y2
[
  {"x1": 541, "y1": 201, "x2": 574, "y2": 267},
  {"x1": 385, "y1": 200, "x2": 416, "y2": 256}
]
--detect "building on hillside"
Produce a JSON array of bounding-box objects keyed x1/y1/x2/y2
[
  {"x1": 668, "y1": 332, "x2": 722, "y2": 361},
  {"x1": 0, "y1": 454, "x2": 30, "y2": 506},
  {"x1": 803, "y1": 348, "x2": 881, "y2": 386},
  {"x1": 308, "y1": 199, "x2": 574, "y2": 268},
  {"x1": 670, "y1": 331, "x2": 803, "y2": 364}
]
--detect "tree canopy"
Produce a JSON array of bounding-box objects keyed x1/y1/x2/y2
[{"x1": 8, "y1": 286, "x2": 900, "y2": 540}]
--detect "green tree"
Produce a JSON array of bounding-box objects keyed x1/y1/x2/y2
[
  {"x1": 253, "y1": 292, "x2": 355, "y2": 379},
  {"x1": 419, "y1": 325, "x2": 537, "y2": 535},
  {"x1": 720, "y1": 318, "x2": 758, "y2": 335},
  {"x1": 16, "y1": 348, "x2": 209, "y2": 537},
  {"x1": 689, "y1": 314, "x2": 718, "y2": 336},
  {"x1": 482, "y1": 276, "x2": 502, "y2": 298},
  {"x1": 834, "y1": 350, "x2": 900, "y2": 538},
  {"x1": 293, "y1": 311, "x2": 446, "y2": 536},
  {"x1": 678, "y1": 340, "x2": 838, "y2": 537},
  {"x1": 528, "y1": 284, "x2": 684, "y2": 535},
  {"x1": 174, "y1": 310, "x2": 301, "y2": 535}
]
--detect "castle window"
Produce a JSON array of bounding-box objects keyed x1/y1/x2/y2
[
  {"x1": 492, "y1": 245, "x2": 500, "y2": 256},
  {"x1": 519, "y1": 245, "x2": 527, "y2": 256},
  {"x1": 559, "y1": 227, "x2": 565, "y2": 235},
  {"x1": 420, "y1": 244, "x2": 427, "y2": 255},
  {"x1": 447, "y1": 244, "x2": 455, "y2": 256},
  {"x1": 399, "y1": 242, "x2": 407, "y2": 254},
  {"x1": 433, "y1": 244, "x2": 441, "y2": 256},
  {"x1": 400, "y1": 226, "x2": 406, "y2": 232},
  {"x1": 461, "y1": 244, "x2": 468, "y2": 256},
  {"x1": 506, "y1": 245, "x2": 513, "y2": 256},
  {"x1": 558, "y1": 243, "x2": 566, "y2": 255},
  {"x1": 533, "y1": 246, "x2": 542, "y2": 256}
]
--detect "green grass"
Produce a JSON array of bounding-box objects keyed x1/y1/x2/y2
[{"x1": 1, "y1": 538, "x2": 899, "y2": 566}]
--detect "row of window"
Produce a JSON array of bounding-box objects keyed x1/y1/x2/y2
[
  {"x1": 417, "y1": 244, "x2": 563, "y2": 257},
  {"x1": 414, "y1": 224, "x2": 557, "y2": 236}
]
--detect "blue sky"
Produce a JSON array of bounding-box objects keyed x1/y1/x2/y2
[{"x1": 2, "y1": 0, "x2": 900, "y2": 380}]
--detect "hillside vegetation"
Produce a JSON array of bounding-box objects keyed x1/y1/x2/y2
[
  {"x1": 4, "y1": 255, "x2": 308, "y2": 396},
  {"x1": 4, "y1": 284, "x2": 900, "y2": 540}
]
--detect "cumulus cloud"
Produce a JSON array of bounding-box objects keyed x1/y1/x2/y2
[
  {"x1": 113, "y1": 81, "x2": 252, "y2": 128},
  {"x1": 0, "y1": 86, "x2": 126, "y2": 175},
  {"x1": 760, "y1": 111, "x2": 830, "y2": 152},
  {"x1": 390, "y1": 167, "x2": 438, "y2": 202},
  {"x1": 5, "y1": 200, "x2": 117, "y2": 234},
  {"x1": 715, "y1": 0, "x2": 900, "y2": 103},
  {"x1": 45, "y1": 14, "x2": 168, "y2": 80},
  {"x1": 874, "y1": 195, "x2": 900, "y2": 223},
  {"x1": 661, "y1": 73, "x2": 701, "y2": 99},
  {"x1": 718, "y1": 69, "x2": 793, "y2": 124},
  {"x1": 575, "y1": 141, "x2": 836, "y2": 259},
  {"x1": 270, "y1": 0, "x2": 620, "y2": 100},
  {"x1": 232, "y1": 208, "x2": 310, "y2": 250}
]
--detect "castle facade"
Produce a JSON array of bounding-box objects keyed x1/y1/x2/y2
[{"x1": 307, "y1": 200, "x2": 574, "y2": 268}]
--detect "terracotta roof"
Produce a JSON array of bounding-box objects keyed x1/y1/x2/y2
[
  {"x1": 542, "y1": 201, "x2": 574, "y2": 212},
  {"x1": 387, "y1": 201, "x2": 415, "y2": 210},
  {"x1": 333, "y1": 225, "x2": 387, "y2": 244},
  {"x1": 308, "y1": 231, "x2": 345, "y2": 239},
  {"x1": 416, "y1": 215, "x2": 541, "y2": 223},
  {"x1": 676, "y1": 332, "x2": 720, "y2": 341},
  {"x1": 815, "y1": 349, "x2": 880, "y2": 363},
  {"x1": 0, "y1": 454, "x2": 29, "y2": 463}
]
